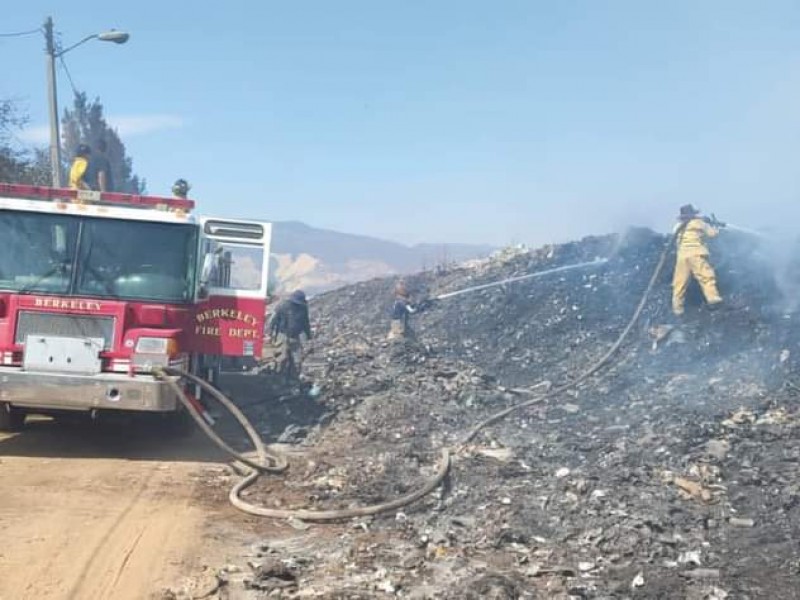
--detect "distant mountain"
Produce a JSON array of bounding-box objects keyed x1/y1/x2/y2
[{"x1": 269, "y1": 221, "x2": 496, "y2": 294}]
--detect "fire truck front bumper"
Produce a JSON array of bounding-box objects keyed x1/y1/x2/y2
[{"x1": 0, "y1": 369, "x2": 180, "y2": 413}]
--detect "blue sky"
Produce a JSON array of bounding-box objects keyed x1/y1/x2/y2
[{"x1": 2, "y1": 1, "x2": 800, "y2": 246}]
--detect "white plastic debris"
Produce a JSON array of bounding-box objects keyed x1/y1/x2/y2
[
  {"x1": 679, "y1": 551, "x2": 702, "y2": 566},
  {"x1": 708, "y1": 586, "x2": 729, "y2": 600},
  {"x1": 631, "y1": 571, "x2": 645, "y2": 588}
]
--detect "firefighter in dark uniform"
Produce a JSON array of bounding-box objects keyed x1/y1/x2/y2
[
  {"x1": 388, "y1": 281, "x2": 417, "y2": 340},
  {"x1": 269, "y1": 290, "x2": 312, "y2": 378}
]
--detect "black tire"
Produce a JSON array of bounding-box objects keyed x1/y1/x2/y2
[{"x1": 0, "y1": 403, "x2": 25, "y2": 432}]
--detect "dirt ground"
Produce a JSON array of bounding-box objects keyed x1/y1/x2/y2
[{"x1": 0, "y1": 419, "x2": 243, "y2": 600}]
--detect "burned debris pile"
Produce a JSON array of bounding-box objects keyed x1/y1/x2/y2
[{"x1": 197, "y1": 227, "x2": 800, "y2": 599}]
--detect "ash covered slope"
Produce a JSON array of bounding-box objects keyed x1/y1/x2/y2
[
  {"x1": 284, "y1": 227, "x2": 800, "y2": 598},
  {"x1": 312, "y1": 227, "x2": 792, "y2": 389}
]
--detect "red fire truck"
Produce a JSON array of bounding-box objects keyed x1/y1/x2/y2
[{"x1": 0, "y1": 183, "x2": 271, "y2": 432}]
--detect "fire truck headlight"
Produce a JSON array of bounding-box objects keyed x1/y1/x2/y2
[{"x1": 135, "y1": 337, "x2": 179, "y2": 355}]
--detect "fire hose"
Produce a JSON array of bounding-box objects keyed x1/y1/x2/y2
[
  {"x1": 460, "y1": 237, "x2": 672, "y2": 446},
  {"x1": 152, "y1": 237, "x2": 671, "y2": 522},
  {"x1": 154, "y1": 366, "x2": 450, "y2": 521}
]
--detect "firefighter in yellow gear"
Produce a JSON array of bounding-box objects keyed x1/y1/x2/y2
[
  {"x1": 672, "y1": 204, "x2": 723, "y2": 315},
  {"x1": 68, "y1": 144, "x2": 92, "y2": 190}
]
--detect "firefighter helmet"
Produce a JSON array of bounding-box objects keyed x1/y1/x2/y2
[
  {"x1": 679, "y1": 204, "x2": 700, "y2": 219},
  {"x1": 290, "y1": 290, "x2": 307, "y2": 305},
  {"x1": 172, "y1": 178, "x2": 191, "y2": 198}
]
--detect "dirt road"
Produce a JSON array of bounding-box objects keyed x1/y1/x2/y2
[{"x1": 0, "y1": 419, "x2": 232, "y2": 600}]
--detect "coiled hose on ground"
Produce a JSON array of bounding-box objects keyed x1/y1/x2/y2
[
  {"x1": 154, "y1": 237, "x2": 670, "y2": 522},
  {"x1": 155, "y1": 366, "x2": 450, "y2": 522}
]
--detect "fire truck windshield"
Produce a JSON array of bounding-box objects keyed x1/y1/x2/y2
[{"x1": 0, "y1": 211, "x2": 198, "y2": 303}]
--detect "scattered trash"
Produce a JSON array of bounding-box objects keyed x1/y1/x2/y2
[
  {"x1": 707, "y1": 587, "x2": 729, "y2": 600},
  {"x1": 684, "y1": 569, "x2": 722, "y2": 580},
  {"x1": 286, "y1": 517, "x2": 311, "y2": 531},
  {"x1": 728, "y1": 517, "x2": 755, "y2": 528},
  {"x1": 555, "y1": 467, "x2": 571, "y2": 479},
  {"x1": 678, "y1": 551, "x2": 703, "y2": 566},
  {"x1": 722, "y1": 407, "x2": 757, "y2": 427},
  {"x1": 476, "y1": 447, "x2": 515, "y2": 462},
  {"x1": 175, "y1": 228, "x2": 800, "y2": 598},
  {"x1": 631, "y1": 571, "x2": 645, "y2": 589},
  {"x1": 247, "y1": 559, "x2": 297, "y2": 591},
  {"x1": 672, "y1": 476, "x2": 716, "y2": 504}
]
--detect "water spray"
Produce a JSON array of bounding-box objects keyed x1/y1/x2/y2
[
  {"x1": 433, "y1": 257, "x2": 609, "y2": 301},
  {"x1": 724, "y1": 223, "x2": 765, "y2": 238}
]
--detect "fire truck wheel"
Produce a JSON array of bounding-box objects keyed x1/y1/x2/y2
[{"x1": 0, "y1": 403, "x2": 25, "y2": 432}]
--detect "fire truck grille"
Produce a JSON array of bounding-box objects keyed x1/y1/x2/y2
[{"x1": 15, "y1": 312, "x2": 115, "y2": 350}]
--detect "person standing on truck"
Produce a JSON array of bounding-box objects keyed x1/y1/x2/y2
[
  {"x1": 269, "y1": 290, "x2": 312, "y2": 379},
  {"x1": 86, "y1": 139, "x2": 114, "y2": 192},
  {"x1": 68, "y1": 144, "x2": 92, "y2": 190},
  {"x1": 172, "y1": 178, "x2": 191, "y2": 199}
]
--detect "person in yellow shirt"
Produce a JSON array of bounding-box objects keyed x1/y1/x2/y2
[
  {"x1": 68, "y1": 144, "x2": 92, "y2": 190},
  {"x1": 672, "y1": 204, "x2": 723, "y2": 316}
]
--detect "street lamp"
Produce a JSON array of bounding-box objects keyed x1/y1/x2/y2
[{"x1": 44, "y1": 16, "x2": 129, "y2": 188}]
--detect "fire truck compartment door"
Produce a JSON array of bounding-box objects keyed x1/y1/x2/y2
[{"x1": 189, "y1": 218, "x2": 272, "y2": 358}]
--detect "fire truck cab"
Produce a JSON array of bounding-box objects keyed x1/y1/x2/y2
[{"x1": 0, "y1": 183, "x2": 271, "y2": 431}]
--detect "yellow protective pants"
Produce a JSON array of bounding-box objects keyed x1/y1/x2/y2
[{"x1": 672, "y1": 253, "x2": 722, "y2": 315}]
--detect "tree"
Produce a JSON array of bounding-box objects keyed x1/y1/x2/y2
[
  {"x1": 61, "y1": 92, "x2": 145, "y2": 193},
  {"x1": 0, "y1": 99, "x2": 50, "y2": 185},
  {"x1": 0, "y1": 99, "x2": 27, "y2": 182}
]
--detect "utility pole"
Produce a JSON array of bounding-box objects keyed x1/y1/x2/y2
[
  {"x1": 44, "y1": 16, "x2": 62, "y2": 188},
  {"x1": 41, "y1": 18, "x2": 129, "y2": 189}
]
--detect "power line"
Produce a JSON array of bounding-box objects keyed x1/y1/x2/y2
[
  {"x1": 59, "y1": 55, "x2": 80, "y2": 97},
  {"x1": 0, "y1": 27, "x2": 41, "y2": 38}
]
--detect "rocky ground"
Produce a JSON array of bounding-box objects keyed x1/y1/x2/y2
[{"x1": 170, "y1": 227, "x2": 800, "y2": 599}]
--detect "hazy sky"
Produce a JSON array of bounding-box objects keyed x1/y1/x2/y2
[{"x1": 2, "y1": 1, "x2": 799, "y2": 246}]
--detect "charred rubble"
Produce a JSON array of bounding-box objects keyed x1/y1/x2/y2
[{"x1": 184, "y1": 227, "x2": 800, "y2": 599}]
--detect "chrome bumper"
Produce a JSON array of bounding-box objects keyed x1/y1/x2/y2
[{"x1": 0, "y1": 368, "x2": 179, "y2": 412}]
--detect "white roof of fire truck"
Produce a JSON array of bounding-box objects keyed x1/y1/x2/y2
[{"x1": 0, "y1": 183, "x2": 197, "y2": 225}]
